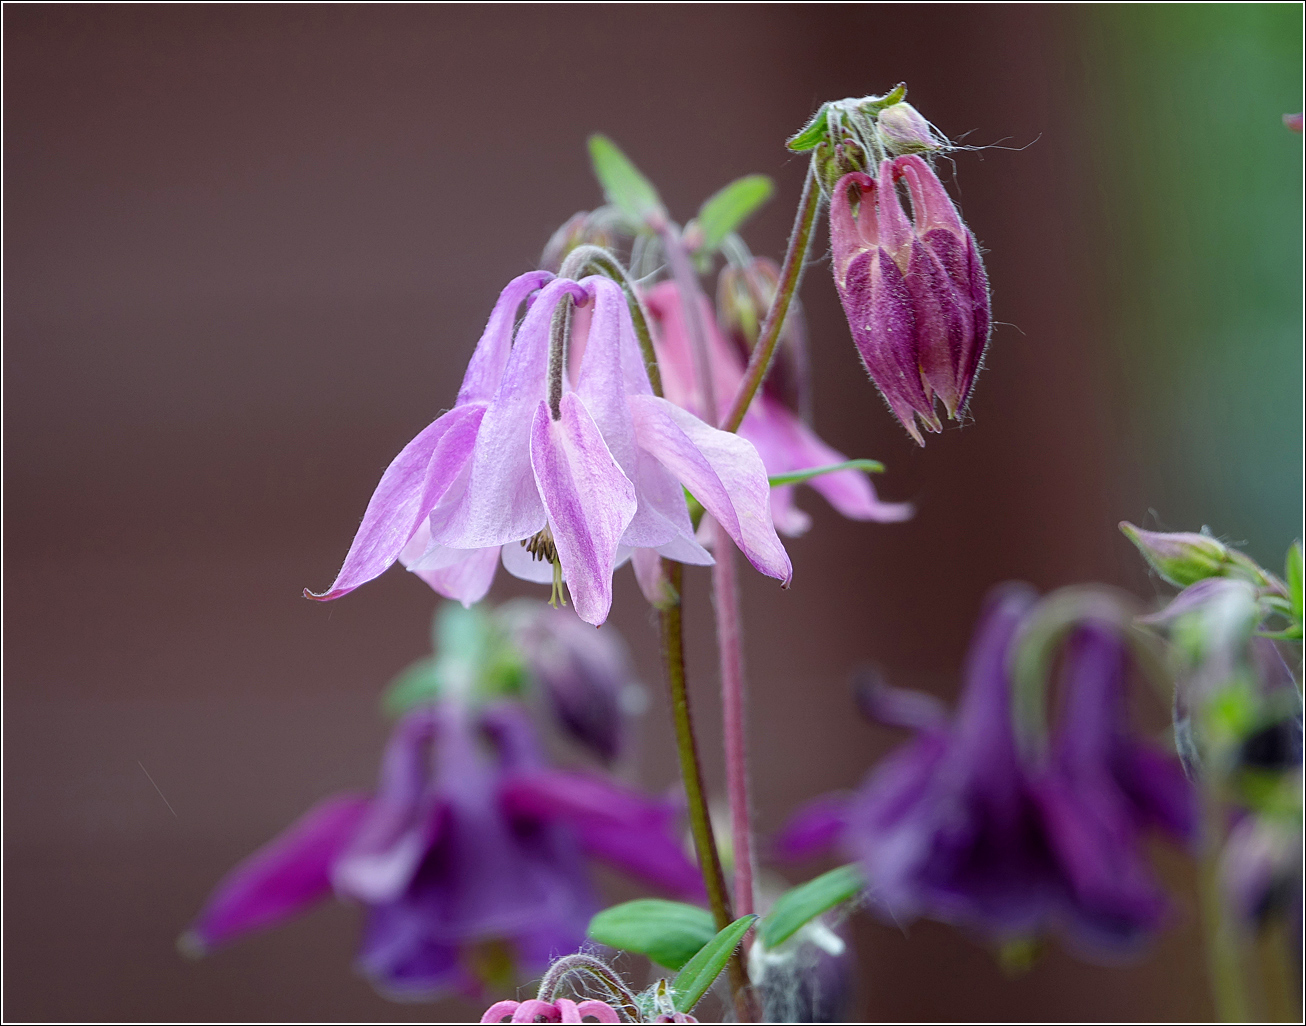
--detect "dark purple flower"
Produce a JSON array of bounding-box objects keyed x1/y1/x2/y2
[
  {"x1": 829, "y1": 156, "x2": 990, "y2": 445},
  {"x1": 778, "y1": 585, "x2": 1196, "y2": 960},
  {"x1": 184, "y1": 702, "x2": 703, "y2": 999}
]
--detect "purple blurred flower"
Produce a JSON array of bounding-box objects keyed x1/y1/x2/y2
[
  {"x1": 638, "y1": 281, "x2": 911, "y2": 537},
  {"x1": 778, "y1": 585, "x2": 1195, "y2": 959},
  {"x1": 309, "y1": 272, "x2": 790, "y2": 625},
  {"x1": 184, "y1": 702, "x2": 703, "y2": 999},
  {"x1": 829, "y1": 156, "x2": 990, "y2": 444},
  {"x1": 505, "y1": 600, "x2": 641, "y2": 765}
]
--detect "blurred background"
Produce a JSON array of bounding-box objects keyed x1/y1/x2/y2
[{"x1": 4, "y1": 5, "x2": 1300, "y2": 1021}]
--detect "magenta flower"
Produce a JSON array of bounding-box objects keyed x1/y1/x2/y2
[
  {"x1": 183, "y1": 702, "x2": 704, "y2": 999},
  {"x1": 309, "y1": 273, "x2": 790, "y2": 625},
  {"x1": 637, "y1": 281, "x2": 911, "y2": 536},
  {"x1": 830, "y1": 156, "x2": 990, "y2": 444},
  {"x1": 779, "y1": 586, "x2": 1195, "y2": 959},
  {"x1": 481, "y1": 997, "x2": 622, "y2": 1023}
]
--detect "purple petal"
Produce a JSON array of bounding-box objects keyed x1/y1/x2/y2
[
  {"x1": 428, "y1": 278, "x2": 588, "y2": 550},
  {"x1": 629, "y1": 395, "x2": 791, "y2": 586},
  {"x1": 501, "y1": 536, "x2": 559, "y2": 584},
  {"x1": 458, "y1": 271, "x2": 555, "y2": 405},
  {"x1": 184, "y1": 793, "x2": 371, "y2": 952},
  {"x1": 500, "y1": 769, "x2": 706, "y2": 902},
  {"x1": 399, "y1": 521, "x2": 501, "y2": 607},
  {"x1": 829, "y1": 171, "x2": 878, "y2": 286},
  {"x1": 335, "y1": 708, "x2": 442, "y2": 903},
  {"x1": 773, "y1": 793, "x2": 852, "y2": 862},
  {"x1": 1115, "y1": 745, "x2": 1197, "y2": 842},
  {"x1": 307, "y1": 403, "x2": 486, "y2": 600},
  {"x1": 893, "y1": 155, "x2": 967, "y2": 238},
  {"x1": 530, "y1": 396, "x2": 637, "y2": 626},
  {"x1": 854, "y1": 671, "x2": 948, "y2": 732}
]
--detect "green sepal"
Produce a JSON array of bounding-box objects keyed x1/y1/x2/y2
[
  {"x1": 691, "y1": 175, "x2": 774, "y2": 255},
  {"x1": 588, "y1": 134, "x2": 664, "y2": 224},
  {"x1": 759, "y1": 863, "x2": 864, "y2": 950},
  {"x1": 768, "y1": 459, "x2": 884, "y2": 489},
  {"x1": 670, "y1": 914, "x2": 757, "y2": 1013},
  {"x1": 381, "y1": 656, "x2": 443, "y2": 717},
  {"x1": 587, "y1": 900, "x2": 717, "y2": 971},
  {"x1": 787, "y1": 104, "x2": 830, "y2": 152}
]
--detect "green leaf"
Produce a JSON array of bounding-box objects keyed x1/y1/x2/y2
[
  {"x1": 587, "y1": 900, "x2": 717, "y2": 971},
  {"x1": 787, "y1": 104, "x2": 830, "y2": 152},
  {"x1": 670, "y1": 914, "x2": 757, "y2": 1013},
  {"x1": 588, "y1": 135, "x2": 664, "y2": 224},
  {"x1": 693, "y1": 175, "x2": 774, "y2": 254},
  {"x1": 1287, "y1": 542, "x2": 1303, "y2": 625},
  {"x1": 760, "y1": 864, "x2": 864, "y2": 950},
  {"x1": 767, "y1": 459, "x2": 884, "y2": 489},
  {"x1": 381, "y1": 656, "x2": 442, "y2": 717}
]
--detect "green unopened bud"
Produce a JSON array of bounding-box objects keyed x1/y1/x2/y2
[
  {"x1": 814, "y1": 137, "x2": 868, "y2": 198},
  {"x1": 877, "y1": 102, "x2": 943, "y2": 156},
  {"x1": 1120, "y1": 522, "x2": 1233, "y2": 588}
]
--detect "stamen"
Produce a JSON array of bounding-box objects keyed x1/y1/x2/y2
[{"x1": 521, "y1": 528, "x2": 567, "y2": 608}]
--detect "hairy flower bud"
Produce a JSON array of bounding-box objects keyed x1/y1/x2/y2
[
  {"x1": 716, "y1": 257, "x2": 811, "y2": 418},
  {"x1": 1120, "y1": 522, "x2": 1235, "y2": 588},
  {"x1": 830, "y1": 157, "x2": 991, "y2": 443},
  {"x1": 877, "y1": 102, "x2": 942, "y2": 156}
]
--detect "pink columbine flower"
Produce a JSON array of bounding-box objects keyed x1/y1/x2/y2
[
  {"x1": 830, "y1": 156, "x2": 991, "y2": 445},
  {"x1": 635, "y1": 281, "x2": 912, "y2": 536},
  {"x1": 309, "y1": 272, "x2": 791, "y2": 625},
  {"x1": 481, "y1": 997, "x2": 622, "y2": 1023}
]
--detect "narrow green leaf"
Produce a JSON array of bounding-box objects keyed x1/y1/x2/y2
[
  {"x1": 588, "y1": 135, "x2": 663, "y2": 223},
  {"x1": 760, "y1": 864, "x2": 864, "y2": 950},
  {"x1": 768, "y1": 459, "x2": 884, "y2": 489},
  {"x1": 787, "y1": 104, "x2": 830, "y2": 152},
  {"x1": 587, "y1": 900, "x2": 716, "y2": 971},
  {"x1": 671, "y1": 914, "x2": 757, "y2": 1013},
  {"x1": 1287, "y1": 542, "x2": 1303, "y2": 625},
  {"x1": 381, "y1": 657, "x2": 442, "y2": 717},
  {"x1": 693, "y1": 175, "x2": 774, "y2": 254}
]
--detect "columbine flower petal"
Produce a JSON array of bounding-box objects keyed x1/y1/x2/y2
[
  {"x1": 629, "y1": 394, "x2": 792, "y2": 585},
  {"x1": 530, "y1": 395, "x2": 638, "y2": 625},
  {"x1": 183, "y1": 793, "x2": 371, "y2": 952}
]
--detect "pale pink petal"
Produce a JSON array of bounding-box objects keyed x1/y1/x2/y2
[
  {"x1": 481, "y1": 1000, "x2": 523, "y2": 1023},
  {"x1": 457, "y1": 270, "x2": 554, "y2": 405},
  {"x1": 398, "y1": 521, "x2": 501, "y2": 606},
  {"x1": 575, "y1": 1001, "x2": 621, "y2": 1023},
  {"x1": 631, "y1": 547, "x2": 668, "y2": 606},
  {"x1": 501, "y1": 535, "x2": 557, "y2": 584},
  {"x1": 306, "y1": 404, "x2": 486, "y2": 600},
  {"x1": 428, "y1": 278, "x2": 588, "y2": 549},
  {"x1": 768, "y1": 484, "x2": 813, "y2": 537},
  {"x1": 531, "y1": 397, "x2": 638, "y2": 626},
  {"x1": 629, "y1": 395, "x2": 791, "y2": 585}
]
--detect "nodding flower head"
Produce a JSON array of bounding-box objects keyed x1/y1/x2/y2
[{"x1": 830, "y1": 156, "x2": 990, "y2": 444}]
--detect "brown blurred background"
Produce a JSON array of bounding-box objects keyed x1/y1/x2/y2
[{"x1": 5, "y1": 6, "x2": 1300, "y2": 1022}]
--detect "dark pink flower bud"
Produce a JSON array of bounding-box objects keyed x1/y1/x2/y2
[{"x1": 830, "y1": 157, "x2": 991, "y2": 444}]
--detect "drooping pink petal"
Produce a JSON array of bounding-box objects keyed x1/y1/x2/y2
[
  {"x1": 398, "y1": 521, "x2": 501, "y2": 607},
  {"x1": 183, "y1": 793, "x2": 371, "y2": 952},
  {"x1": 511, "y1": 998, "x2": 563, "y2": 1023},
  {"x1": 457, "y1": 271, "x2": 555, "y2": 405},
  {"x1": 828, "y1": 170, "x2": 878, "y2": 287},
  {"x1": 481, "y1": 1000, "x2": 524, "y2": 1023},
  {"x1": 893, "y1": 155, "x2": 967, "y2": 239},
  {"x1": 530, "y1": 396, "x2": 637, "y2": 626},
  {"x1": 429, "y1": 278, "x2": 588, "y2": 550},
  {"x1": 306, "y1": 404, "x2": 487, "y2": 600},
  {"x1": 629, "y1": 395, "x2": 791, "y2": 586},
  {"x1": 575, "y1": 1001, "x2": 621, "y2": 1023}
]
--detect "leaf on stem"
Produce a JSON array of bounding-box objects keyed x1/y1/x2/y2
[
  {"x1": 787, "y1": 104, "x2": 830, "y2": 152},
  {"x1": 689, "y1": 175, "x2": 774, "y2": 255},
  {"x1": 670, "y1": 914, "x2": 757, "y2": 1013},
  {"x1": 1286, "y1": 541, "x2": 1303, "y2": 626},
  {"x1": 759, "y1": 863, "x2": 864, "y2": 950},
  {"x1": 587, "y1": 899, "x2": 717, "y2": 971},
  {"x1": 588, "y1": 135, "x2": 665, "y2": 225},
  {"x1": 767, "y1": 459, "x2": 884, "y2": 489}
]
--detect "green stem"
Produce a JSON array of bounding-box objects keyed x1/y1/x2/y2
[
  {"x1": 720, "y1": 163, "x2": 820, "y2": 433},
  {"x1": 658, "y1": 560, "x2": 758, "y2": 1022},
  {"x1": 1198, "y1": 789, "x2": 1253, "y2": 1021}
]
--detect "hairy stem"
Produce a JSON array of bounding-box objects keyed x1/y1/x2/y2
[
  {"x1": 557, "y1": 244, "x2": 663, "y2": 398},
  {"x1": 659, "y1": 561, "x2": 758, "y2": 1022},
  {"x1": 721, "y1": 162, "x2": 820, "y2": 433},
  {"x1": 711, "y1": 525, "x2": 755, "y2": 920},
  {"x1": 537, "y1": 954, "x2": 642, "y2": 1023}
]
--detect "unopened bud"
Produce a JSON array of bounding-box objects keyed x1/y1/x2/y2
[
  {"x1": 1120, "y1": 522, "x2": 1235, "y2": 588},
  {"x1": 877, "y1": 102, "x2": 943, "y2": 156},
  {"x1": 541, "y1": 212, "x2": 614, "y2": 274}
]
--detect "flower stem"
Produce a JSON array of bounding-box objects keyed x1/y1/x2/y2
[
  {"x1": 658, "y1": 560, "x2": 758, "y2": 1022},
  {"x1": 1198, "y1": 791, "x2": 1252, "y2": 1021},
  {"x1": 537, "y1": 954, "x2": 641, "y2": 1022},
  {"x1": 710, "y1": 525, "x2": 755, "y2": 920},
  {"x1": 721, "y1": 162, "x2": 821, "y2": 433}
]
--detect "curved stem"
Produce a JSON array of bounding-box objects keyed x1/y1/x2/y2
[
  {"x1": 557, "y1": 244, "x2": 663, "y2": 399},
  {"x1": 659, "y1": 561, "x2": 758, "y2": 1022},
  {"x1": 721, "y1": 162, "x2": 821, "y2": 433},
  {"x1": 537, "y1": 954, "x2": 641, "y2": 1022}
]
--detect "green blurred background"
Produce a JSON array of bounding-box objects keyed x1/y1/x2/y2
[{"x1": 1084, "y1": 3, "x2": 1301, "y2": 568}]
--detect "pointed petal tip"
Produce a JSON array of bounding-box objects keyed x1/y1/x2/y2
[{"x1": 303, "y1": 586, "x2": 338, "y2": 602}]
